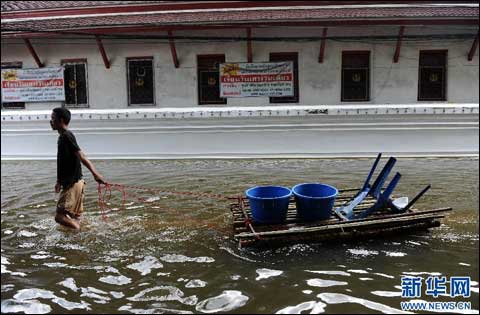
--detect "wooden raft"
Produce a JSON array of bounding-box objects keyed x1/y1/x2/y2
[{"x1": 229, "y1": 188, "x2": 452, "y2": 248}]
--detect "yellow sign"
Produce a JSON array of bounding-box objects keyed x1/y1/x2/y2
[{"x1": 2, "y1": 70, "x2": 17, "y2": 81}]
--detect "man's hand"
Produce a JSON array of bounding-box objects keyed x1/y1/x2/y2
[
  {"x1": 55, "y1": 182, "x2": 61, "y2": 193},
  {"x1": 94, "y1": 173, "x2": 106, "y2": 185}
]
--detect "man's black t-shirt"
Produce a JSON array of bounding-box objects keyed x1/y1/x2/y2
[{"x1": 57, "y1": 130, "x2": 82, "y2": 188}]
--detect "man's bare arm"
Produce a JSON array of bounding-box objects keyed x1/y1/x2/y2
[{"x1": 75, "y1": 150, "x2": 105, "y2": 184}]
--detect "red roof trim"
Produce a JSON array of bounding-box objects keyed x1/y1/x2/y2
[{"x1": 2, "y1": 1, "x2": 478, "y2": 19}]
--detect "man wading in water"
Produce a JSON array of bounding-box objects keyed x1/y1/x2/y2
[{"x1": 50, "y1": 107, "x2": 106, "y2": 229}]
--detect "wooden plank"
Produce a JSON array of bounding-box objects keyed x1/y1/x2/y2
[
  {"x1": 234, "y1": 209, "x2": 451, "y2": 239},
  {"x1": 239, "y1": 220, "x2": 441, "y2": 248}
]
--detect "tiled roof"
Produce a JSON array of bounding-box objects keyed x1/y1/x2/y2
[
  {"x1": 2, "y1": 4, "x2": 478, "y2": 34},
  {"x1": 1, "y1": 1, "x2": 164, "y2": 12}
]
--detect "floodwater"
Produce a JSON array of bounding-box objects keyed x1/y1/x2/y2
[{"x1": 1, "y1": 158, "x2": 478, "y2": 314}]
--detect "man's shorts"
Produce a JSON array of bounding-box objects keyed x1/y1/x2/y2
[{"x1": 57, "y1": 179, "x2": 86, "y2": 218}]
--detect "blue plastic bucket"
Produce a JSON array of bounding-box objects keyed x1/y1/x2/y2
[
  {"x1": 292, "y1": 183, "x2": 338, "y2": 221},
  {"x1": 245, "y1": 186, "x2": 292, "y2": 224}
]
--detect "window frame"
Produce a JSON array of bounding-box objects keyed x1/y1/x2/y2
[
  {"x1": 341, "y1": 51, "x2": 371, "y2": 102},
  {"x1": 269, "y1": 52, "x2": 299, "y2": 104},
  {"x1": 61, "y1": 58, "x2": 89, "y2": 108},
  {"x1": 1, "y1": 61, "x2": 25, "y2": 110},
  {"x1": 197, "y1": 54, "x2": 227, "y2": 105},
  {"x1": 126, "y1": 56, "x2": 156, "y2": 107},
  {"x1": 417, "y1": 50, "x2": 447, "y2": 102}
]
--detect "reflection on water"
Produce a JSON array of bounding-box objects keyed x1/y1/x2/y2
[{"x1": 1, "y1": 158, "x2": 479, "y2": 313}]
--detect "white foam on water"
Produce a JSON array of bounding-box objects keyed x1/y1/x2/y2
[
  {"x1": 43, "y1": 262, "x2": 68, "y2": 268},
  {"x1": 407, "y1": 241, "x2": 422, "y2": 246},
  {"x1": 56, "y1": 244, "x2": 87, "y2": 251},
  {"x1": 18, "y1": 230, "x2": 37, "y2": 238},
  {"x1": 276, "y1": 301, "x2": 327, "y2": 314},
  {"x1": 103, "y1": 266, "x2": 120, "y2": 274},
  {"x1": 14, "y1": 288, "x2": 56, "y2": 301},
  {"x1": 185, "y1": 279, "x2": 207, "y2": 288},
  {"x1": 127, "y1": 285, "x2": 197, "y2": 306},
  {"x1": 145, "y1": 197, "x2": 161, "y2": 202},
  {"x1": 347, "y1": 269, "x2": 369, "y2": 274},
  {"x1": 407, "y1": 300, "x2": 478, "y2": 314},
  {"x1": 18, "y1": 242, "x2": 36, "y2": 248},
  {"x1": 58, "y1": 278, "x2": 78, "y2": 292},
  {"x1": 1, "y1": 256, "x2": 10, "y2": 265},
  {"x1": 51, "y1": 297, "x2": 91, "y2": 311},
  {"x1": 459, "y1": 263, "x2": 471, "y2": 266},
  {"x1": 230, "y1": 275, "x2": 241, "y2": 281},
  {"x1": 374, "y1": 273, "x2": 395, "y2": 279},
  {"x1": 126, "y1": 205, "x2": 144, "y2": 210},
  {"x1": 30, "y1": 254, "x2": 50, "y2": 260},
  {"x1": 1, "y1": 299, "x2": 51, "y2": 314},
  {"x1": 348, "y1": 249, "x2": 379, "y2": 256},
  {"x1": 305, "y1": 270, "x2": 351, "y2": 277},
  {"x1": 160, "y1": 254, "x2": 215, "y2": 264},
  {"x1": 384, "y1": 251, "x2": 407, "y2": 257},
  {"x1": 255, "y1": 268, "x2": 283, "y2": 281},
  {"x1": 80, "y1": 287, "x2": 111, "y2": 304},
  {"x1": 11, "y1": 289, "x2": 90, "y2": 310},
  {"x1": 337, "y1": 265, "x2": 346, "y2": 268},
  {"x1": 402, "y1": 272, "x2": 442, "y2": 276},
  {"x1": 127, "y1": 256, "x2": 163, "y2": 275},
  {"x1": 119, "y1": 303, "x2": 194, "y2": 314},
  {"x1": 359, "y1": 278, "x2": 374, "y2": 281},
  {"x1": 110, "y1": 291, "x2": 125, "y2": 299},
  {"x1": 195, "y1": 290, "x2": 249, "y2": 313},
  {"x1": 371, "y1": 291, "x2": 402, "y2": 297},
  {"x1": 2, "y1": 284, "x2": 15, "y2": 293},
  {"x1": 318, "y1": 293, "x2": 409, "y2": 314},
  {"x1": 99, "y1": 275, "x2": 132, "y2": 286},
  {"x1": 307, "y1": 279, "x2": 348, "y2": 288},
  {"x1": 302, "y1": 290, "x2": 313, "y2": 295},
  {"x1": 4, "y1": 230, "x2": 13, "y2": 235},
  {"x1": 1, "y1": 257, "x2": 27, "y2": 277}
]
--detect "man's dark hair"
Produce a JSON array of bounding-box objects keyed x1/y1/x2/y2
[{"x1": 53, "y1": 107, "x2": 71, "y2": 125}]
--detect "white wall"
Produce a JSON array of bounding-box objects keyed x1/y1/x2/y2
[{"x1": 1, "y1": 26, "x2": 478, "y2": 111}]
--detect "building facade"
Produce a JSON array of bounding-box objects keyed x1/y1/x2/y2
[{"x1": 1, "y1": 1, "x2": 479, "y2": 159}]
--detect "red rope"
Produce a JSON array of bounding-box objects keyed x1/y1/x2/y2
[{"x1": 96, "y1": 182, "x2": 235, "y2": 236}]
